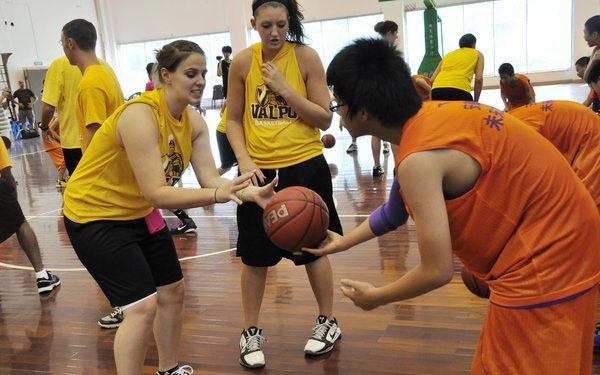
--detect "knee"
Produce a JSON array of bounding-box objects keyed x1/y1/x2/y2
[
  {"x1": 158, "y1": 280, "x2": 185, "y2": 306},
  {"x1": 125, "y1": 295, "x2": 158, "y2": 323}
]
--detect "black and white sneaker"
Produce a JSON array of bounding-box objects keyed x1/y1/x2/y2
[
  {"x1": 36, "y1": 272, "x2": 61, "y2": 293},
  {"x1": 98, "y1": 307, "x2": 123, "y2": 329},
  {"x1": 155, "y1": 365, "x2": 193, "y2": 375},
  {"x1": 304, "y1": 315, "x2": 341, "y2": 356},
  {"x1": 383, "y1": 142, "x2": 390, "y2": 154},
  {"x1": 373, "y1": 166, "x2": 384, "y2": 177},
  {"x1": 169, "y1": 218, "x2": 197, "y2": 235},
  {"x1": 239, "y1": 326, "x2": 266, "y2": 368}
]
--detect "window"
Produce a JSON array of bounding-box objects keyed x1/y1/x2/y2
[
  {"x1": 405, "y1": 0, "x2": 572, "y2": 76},
  {"x1": 117, "y1": 32, "x2": 232, "y2": 99},
  {"x1": 249, "y1": 14, "x2": 384, "y2": 71}
]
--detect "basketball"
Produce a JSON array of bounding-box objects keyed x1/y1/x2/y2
[
  {"x1": 262, "y1": 186, "x2": 329, "y2": 252},
  {"x1": 461, "y1": 267, "x2": 490, "y2": 299},
  {"x1": 321, "y1": 134, "x2": 336, "y2": 148}
]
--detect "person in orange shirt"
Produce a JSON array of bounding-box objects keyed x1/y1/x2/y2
[
  {"x1": 498, "y1": 63, "x2": 535, "y2": 111},
  {"x1": 42, "y1": 117, "x2": 68, "y2": 187},
  {"x1": 412, "y1": 74, "x2": 432, "y2": 101},
  {"x1": 510, "y1": 100, "x2": 600, "y2": 211},
  {"x1": 583, "y1": 16, "x2": 600, "y2": 81},
  {"x1": 577, "y1": 56, "x2": 600, "y2": 112},
  {"x1": 311, "y1": 38, "x2": 600, "y2": 374}
]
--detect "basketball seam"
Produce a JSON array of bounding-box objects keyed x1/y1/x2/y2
[
  {"x1": 291, "y1": 190, "x2": 317, "y2": 251},
  {"x1": 265, "y1": 198, "x2": 328, "y2": 212},
  {"x1": 266, "y1": 195, "x2": 309, "y2": 245}
]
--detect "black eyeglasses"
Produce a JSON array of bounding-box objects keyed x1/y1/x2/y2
[{"x1": 329, "y1": 99, "x2": 345, "y2": 113}]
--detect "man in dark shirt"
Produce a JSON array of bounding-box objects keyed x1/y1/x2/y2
[
  {"x1": 217, "y1": 45, "x2": 232, "y2": 98},
  {"x1": 13, "y1": 80, "x2": 37, "y2": 127}
]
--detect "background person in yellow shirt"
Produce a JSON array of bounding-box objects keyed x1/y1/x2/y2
[
  {"x1": 60, "y1": 18, "x2": 124, "y2": 151},
  {"x1": 0, "y1": 117, "x2": 60, "y2": 294},
  {"x1": 430, "y1": 33, "x2": 485, "y2": 101}
]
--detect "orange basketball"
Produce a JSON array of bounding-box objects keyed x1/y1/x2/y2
[
  {"x1": 461, "y1": 267, "x2": 490, "y2": 299},
  {"x1": 321, "y1": 134, "x2": 336, "y2": 148},
  {"x1": 262, "y1": 186, "x2": 329, "y2": 252}
]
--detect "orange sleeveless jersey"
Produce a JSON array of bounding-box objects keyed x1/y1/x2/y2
[
  {"x1": 412, "y1": 75, "x2": 432, "y2": 101},
  {"x1": 510, "y1": 100, "x2": 600, "y2": 207},
  {"x1": 396, "y1": 101, "x2": 600, "y2": 307},
  {"x1": 500, "y1": 74, "x2": 535, "y2": 110}
]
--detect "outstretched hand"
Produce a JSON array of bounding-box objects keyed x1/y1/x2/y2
[
  {"x1": 340, "y1": 279, "x2": 381, "y2": 311},
  {"x1": 215, "y1": 171, "x2": 254, "y2": 205}
]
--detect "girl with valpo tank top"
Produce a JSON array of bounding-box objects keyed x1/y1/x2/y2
[{"x1": 226, "y1": 0, "x2": 343, "y2": 368}]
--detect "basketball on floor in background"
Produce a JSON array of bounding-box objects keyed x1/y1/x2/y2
[{"x1": 321, "y1": 134, "x2": 336, "y2": 148}]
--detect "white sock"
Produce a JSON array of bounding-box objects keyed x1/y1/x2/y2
[{"x1": 35, "y1": 269, "x2": 49, "y2": 280}]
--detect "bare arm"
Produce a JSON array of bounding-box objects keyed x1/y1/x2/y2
[
  {"x1": 340, "y1": 151, "x2": 454, "y2": 310},
  {"x1": 86, "y1": 123, "x2": 101, "y2": 148},
  {"x1": 500, "y1": 89, "x2": 508, "y2": 110},
  {"x1": 415, "y1": 78, "x2": 432, "y2": 95},
  {"x1": 473, "y1": 52, "x2": 485, "y2": 102},
  {"x1": 583, "y1": 97, "x2": 593, "y2": 108},
  {"x1": 226, "y1": 49, "x2": 266, "y2": 185},
  {"x1": 116, "y1": 104, "x2": 251, "y2": 209},
  {"x1": 217, "y1": 60, "x2": 223, "y2": 77},
  {"x1": 262, "y1": 46, "x2": 333, "y2": 130},
  {"x1": 430, "y1": 61, "x2": 442, "y2": 84}
]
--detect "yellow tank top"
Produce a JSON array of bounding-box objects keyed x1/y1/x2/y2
[
  {"x1": 432, "y1": 48, "x2": 479, "y2": 93},
  {"x1": 243, "y1": 42, "x2": 323, "y2": 169},
  {"x1": 63, "y1": 89, "x2": 193, "y2": 223},
  {"x1": 217, "y1": 108, "x2": 227, "y2": 133}
]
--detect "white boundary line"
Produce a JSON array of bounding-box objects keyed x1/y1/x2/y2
[
  {"x1": 0, "y1": 248, "x2": 237, "y2": 272},
  {"x1": 26, "y1": 214, "x2": 370, "y2": 219}
]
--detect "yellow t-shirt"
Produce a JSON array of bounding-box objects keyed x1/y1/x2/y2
[
  {"x1": 42, "y1": 56, "x2": 82, "y2": 149},
  {"x1": 432, "y1": 48, "x2": 479, "y2": 93},
  {"x1": 0, "y1": 140, "x2": 11, "y2": 170},
  {"x1": 63, "y1": 89, "x2": 193, "y2": 223},
  {"x1": 76, "y1": 64, "x2": 124, "y2": 152},
  {"x1": 217, "y1": 108, "x2": 227, "y2": 133},
  {"x1": 243, "y1": 42, "x2": 323, "y2": 169}
]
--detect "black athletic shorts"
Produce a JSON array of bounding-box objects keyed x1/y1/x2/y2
[
  {"x1": 216, "y1": 130, "x2": 237, "y2": 169},
  {"x1": 431, "y1": 87, "x2": 474, "y2": 101},
  {"x1": 62, "y1": 147, "x2": 82, "y2": 176},
  {"x1": 64, "y1": 216, "x2": 183, "y2": 307},
  {"x1": 0, "y1": 178, "x2": 25, "y2": 243},
  {"x1": 236, "y1": 154, "x2": 343, "y2": 267}
]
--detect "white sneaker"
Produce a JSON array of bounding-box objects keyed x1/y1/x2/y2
[
  {"x1": 239, "y1": 326, "x2": 266, "y2": 368},
  {"x1": 304, "y1": 315, "x2": 341, "y2": 355},
  {"x1": 346, "y1": 143, "x2": 358, "y2": 153}
]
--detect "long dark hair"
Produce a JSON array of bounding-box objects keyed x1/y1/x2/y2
[{"x1": 252, "y1": 0, "x2": 306, "y2": 45}]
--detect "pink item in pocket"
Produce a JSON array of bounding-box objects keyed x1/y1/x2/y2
[{"x1": 144, "y1": 208, "x2": 166, "y2": 234}]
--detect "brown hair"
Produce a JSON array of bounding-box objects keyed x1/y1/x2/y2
[{"x1": 155, "y1": 40, "x2": 205, "y2": 82}]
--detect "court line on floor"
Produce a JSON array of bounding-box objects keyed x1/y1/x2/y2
[
  {"x1": 26, "y1": 214, "x2": 371, "y2": 219},
  {"x1": 0, "y1": 247, "x2": 237, "y2": 272}
]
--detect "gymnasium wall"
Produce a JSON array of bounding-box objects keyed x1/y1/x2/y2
[{"x1": 0, "y1": 0, "x2": 100, "y2": 90}]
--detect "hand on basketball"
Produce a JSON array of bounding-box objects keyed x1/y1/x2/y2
[
  {"x1": 300, "y1": 230, "x2": 346, "y2": 256},
  {"x1": 262, "y1": 62, "x2": 289, "y2": 96},
  {"x1": 246, "y1": 177, "x2": 278, "y2": 209},
  {"x1": 340, "y1": 279, "x2": 381, "y2": 311},
  {"x1": 239, "y1": 159, "x2": 266, "y2": 186},
  {"x1": 215, "y1": 172, "x2": 254, "y2": 205}
]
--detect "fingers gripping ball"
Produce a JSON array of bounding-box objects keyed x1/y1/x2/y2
[
  {"x1": 321, "y1": 134, "x2": 336, "y2": 149},
  {"x1": 262, "y1": 187, "x2": 329, "y2": 252},
  {"x1": 461, "y1": 267, "x2": 490, "y2": 299}
]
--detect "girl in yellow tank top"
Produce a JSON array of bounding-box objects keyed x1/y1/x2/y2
[
  {"x1": 227, "y1": 0, "x2": 343, "y2": 369},
  {"x1": 62, "y1": 40, "x2": 276, "y2": 375}
]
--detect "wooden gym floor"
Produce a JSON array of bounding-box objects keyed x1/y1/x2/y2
[{"x1": 1, "y1": 83, "x2": 599, "y2": 374}]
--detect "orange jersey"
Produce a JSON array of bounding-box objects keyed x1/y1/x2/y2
[
  {"x1": 510, "y1": 101, "x2": 600, "y2": 206},
  {"x1": 500, "y1": 74, "x2": 535, "y2": 110},
  {"x1": 412, "y1": 75, "x2": 432, "y2": 101},
  {"x1": 42, "y1": 118, "x2": 61, "y2": 152},
  {"x1": 396, "y1": 101, "x2": 600, "y2": 307}
]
